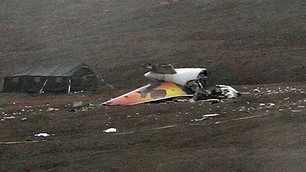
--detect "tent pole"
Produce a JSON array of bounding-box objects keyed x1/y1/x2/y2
[
  {"x1": 100, "y1": 77, "x2": 114, "y2": 89},
  {"x1": 68, "y1": 79, "x2": 71, "y2": 94},
  {"x1": 39, "y1": 79, "x2": 48, "y2": 94}
]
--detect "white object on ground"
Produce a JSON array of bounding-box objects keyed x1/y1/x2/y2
[
  {"x1": 34, "y1": 133, "x2": 50, "y2": 137},
  {"x1": 203, "y1": 113, "x2": 219, "y2": 117},
  {"x1": 103, "y1": 128, "x2": 117, "y2": 133},
  {"x1": 217, "y1": 85, "x2": 240, "y2": 98},
  {"x1": 253, "y1": 88, "x2": 261, "y2": 93},
  {"x1": 194, "y1": 113, "x2": 219, "y2": 122}
]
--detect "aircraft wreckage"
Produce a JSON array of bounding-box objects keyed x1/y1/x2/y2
[{"x1": 103, "y1": 64, "x2": 240, "y2": 106}]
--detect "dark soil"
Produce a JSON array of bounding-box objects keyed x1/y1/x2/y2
[
  {"x1": 0, "y1": 0, "x2": 305, "y2": 89},
  {"x1": 1, "y1": 83, "x2": 306, "y2": 171}
]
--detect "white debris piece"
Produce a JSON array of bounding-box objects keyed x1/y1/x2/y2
[
  {"x1": 189, "y1": 98, "x2": 196, "y2": 103},
  {"x1": 199, "y1": 99, "x2": 220, "y2": 103},
  {"x1": 193, "y1": 114, "x2": 219, "y2": 122},
  {"x1": 34, "y1": 133, "x2": 50, "y2": 137},
  {"x1": 72, "y1": 101, "x2": 91, "y2": 108},
  {"x1": 194, "y1": 117, "x2": 208, "y2": 122},
  {"x1": 103, "y1": 128, "x2": 117, "y2": 133},
  {"x1": 203, "y1": 113, "x2": 219, "y2": 117},
  {"x1": 218, "y1": 85, "x2": 240, "y2": 98},
  {"x1": 239, "y1": 107, "x2": 246, "y2": 112},
  {"x1": 253, "y1": 88, "x2": 260, "y2": 93},
  {"x1": 47, "y1": 107, "x2": 59, "y2": 112},
  {"x1": 3, "y1": 116, "x2": 16, "y2": 119}
]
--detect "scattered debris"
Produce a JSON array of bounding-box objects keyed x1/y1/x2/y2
[
  {"x1": 268, "y1": 103, "x2": 275, "y2": 106},
  {"x1": 253, "y1": 88, "x2": 261, "y2": 93},
  {"x1": 68, "y1": 101, "x2": 95, "y2": 112},
  {"x1": 198, "y1": 99, "x2": 221, "y2": 104},
  {"x1": 238, "y1": 107, "x2": 246, "y2": 112},
  {"x1": 103, "y1": 64, "x2": 241, "y2": 106},
  {"x1": 267, "y1": 103, "x2": 276, "y2": 108},
  {"x1": 81, "y1": 107, "x2": 91, "y2": 111},
  {"x1": 47, "y1": 107, "x2": 59, "y2": 112},
  {"x1": 193, "y1": 113, "x2": 219, "y2": 122},
  {"x1": 72, "y1": 101, "x2": 92, "y2": 108},
  {"x1": 103, "y1": 128, "x2": 117, "y2": 133},
  {"x1": 34, "y1": 133, "x2": 51, "y2": 137},
  {"x1": 3, "y1": 116, "x2": 16, "y2": 119},
  {"x1": 203, "y1": 114, "x2": 220, "y2": 117},
  {"x1": 218, "y1": 85, "x2": 241, "y2": 98}
]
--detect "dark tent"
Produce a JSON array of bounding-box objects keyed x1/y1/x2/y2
[{"x1": 2, "y1": 62, "x2": 98, "y2": 93}]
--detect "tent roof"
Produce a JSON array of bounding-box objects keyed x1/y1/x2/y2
[{"x1": 8, "y1": 62, "x2": 91, "y2": 77}]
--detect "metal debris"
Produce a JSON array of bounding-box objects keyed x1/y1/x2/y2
[
  {"x1": 193, "y1": 113, "x2": 219, "y2": 122},
  {"x1": 103, "y1": 128, "x2": 117, "y2": 133},
  {"x1": 34, "y1": 133, "x2": 51, "y2": 137},
  {"x1": 47, "y1": 107, "x2": 59, "y2": 112}
]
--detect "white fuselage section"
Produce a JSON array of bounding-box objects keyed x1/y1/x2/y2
[{"x1": 144, "y1": 68, "x2": 206, "y2": 86}]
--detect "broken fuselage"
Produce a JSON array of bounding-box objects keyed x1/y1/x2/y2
[{"x1": 144, "y1": 68, "x2": 207, "y2": 86}]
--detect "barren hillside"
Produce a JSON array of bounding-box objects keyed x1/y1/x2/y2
[{"x1": 1, "y1": 0, "x2": 305, "y2": 89}]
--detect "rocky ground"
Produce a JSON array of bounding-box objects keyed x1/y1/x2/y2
[{"x1": 1, "y1": 82, "x2": 306, "y2": 171}]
